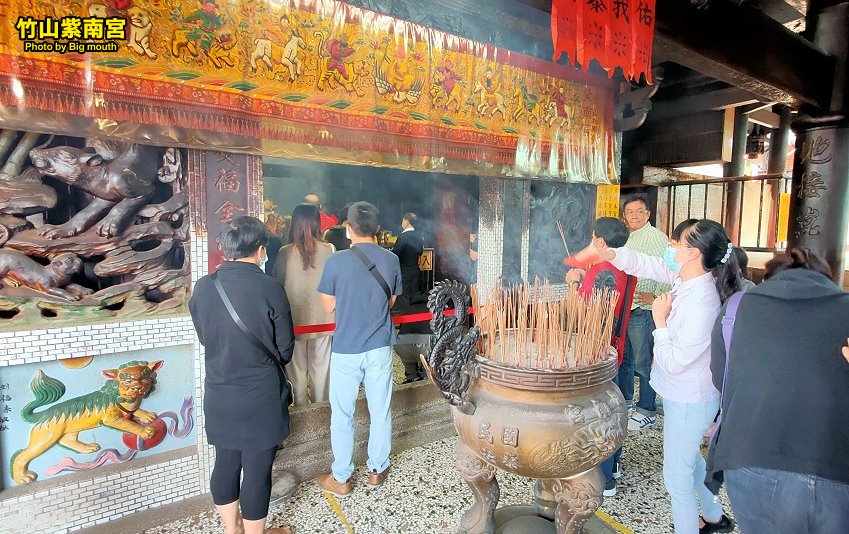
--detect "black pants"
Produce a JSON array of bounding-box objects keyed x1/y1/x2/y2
[
  {"x1": 211, "y1": 446, "x2": 277, "y2": 520},
  {"x1": 395, "y1": 343, "x2": 428, "y2": 381}
]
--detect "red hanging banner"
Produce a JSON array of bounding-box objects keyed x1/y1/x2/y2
[
  {"x1": 609, "y1": 0, "x2": 634, "y2": 80},
  {"x1": 552, "y1": 0, "x2": 655, "y2": 83},
  {"x1": 633, "y1": 0, "x2": 656, "y2": 83},
  {"x1": 579, "y1": 0, "x2": 610, "y2": 72},
  {"x1": 551, "y1": 0, "x2": 581, "y2": 66}
]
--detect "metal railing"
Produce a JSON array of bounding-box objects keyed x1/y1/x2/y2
[{"x1": 656, "y1": 174, "x2": 791, "y2": 251}]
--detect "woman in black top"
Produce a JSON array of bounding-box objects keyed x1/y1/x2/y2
[
  {"x1": 189, "y1": 216, "x2": 295, "y2": 534},
  {"x1": 707, "y1": 249, "x2": 849, "y2": 534}
]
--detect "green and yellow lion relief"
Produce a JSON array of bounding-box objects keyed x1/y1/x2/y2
[{"x1": 10, "y1": 360, "x2": 163, "y2": 485}]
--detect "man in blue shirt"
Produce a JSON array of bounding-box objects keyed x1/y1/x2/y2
[{"x1": 315, "y1": 202, "x2": 402, "y2": 497}]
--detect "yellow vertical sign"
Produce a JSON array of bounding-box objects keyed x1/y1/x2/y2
[
  {"x1": 777, "y1": 192, "x2": 791, "y2": 242},
  {"x1": 595, "y1": 184, "x2": 621, "y2": 219}
]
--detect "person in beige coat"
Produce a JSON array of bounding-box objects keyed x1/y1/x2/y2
[{"x1": 273, "y1": 203, "x2": 335, "y2": 406}]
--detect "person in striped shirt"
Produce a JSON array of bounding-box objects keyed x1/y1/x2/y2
[{"x1": 621, "y1": 195, "x2": 670, "y2": 431}]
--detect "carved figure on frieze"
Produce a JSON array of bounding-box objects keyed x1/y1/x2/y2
[
  {"x1": 127, "y1": 7, "x2": 157, "y2": 60},
  {"x1": 545, "y1": 85, "x2": 573, "y2": 129},
  {"x1": 313, "y1": 30, "x2": 363, "y2": 96},
  {"x1": 279, "y1": 17, "x2": 306, "y2": 82},
  {"x1": 31, "y1": 143, "x2": 158, "y2": 239},
  {"x1": 374, "y1": 40, "x2": 426, "y2": 105},
  {"x1": 171, "y1": 1, "x2": 238, "y2": 69},
  {"x1": 250, "y1": 34, "x2": 275, "y2": 74},
  {"x1": 10, "y1": 360, "x2": 163, "y2": 485},
  {"x1": 0, "y1": 250, "x2": 90, "y2": 301},
  {"x1": 473, "y1": 74, "x2": 508, "y2": 119},
  {"x1": 511, "y1": 77, "x2": 543, "y2": 126},
  {"x1": 430, "y1": 60, "x2": 464, "y2": 112}
]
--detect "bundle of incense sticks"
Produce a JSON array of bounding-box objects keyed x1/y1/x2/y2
[{"x1": 475, "y1": 279, "x2": 618, "y2": 369}]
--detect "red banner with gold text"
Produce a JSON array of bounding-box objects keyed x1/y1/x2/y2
[{"x1": 552, "y1": 0, "x2": 655, "y2": 83}]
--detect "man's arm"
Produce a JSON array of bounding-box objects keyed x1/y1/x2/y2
[{"x1": 320, "y1": 293, "x2": 336, "y2": 314}]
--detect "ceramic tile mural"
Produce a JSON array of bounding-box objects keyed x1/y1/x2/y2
[{"x1": 0, "y1": 345, "x2": 195, "y2": 488}]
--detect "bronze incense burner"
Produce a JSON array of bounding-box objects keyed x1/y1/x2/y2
[{"x1": 425, "y1": 281, "x2": 627, "y2": 534}]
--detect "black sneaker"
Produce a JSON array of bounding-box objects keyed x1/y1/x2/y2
[
  {"x1": 602, "y1": 478, "x2": 617, "y2": 497},
  {"x1": 699, "y1": 515, "x2": 733, "y2": 534}
]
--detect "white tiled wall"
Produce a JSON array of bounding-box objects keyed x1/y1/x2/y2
[{"x1": 0, "y1": 450, "x2": 199, "y2": 533}]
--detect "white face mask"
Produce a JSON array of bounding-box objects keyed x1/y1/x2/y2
[
  {"x1": 345, "y1": 227, "x2": 351, "y2": 240},
  {"x1": 258, "y1": 249, "x2": 268, "y2": 270}
]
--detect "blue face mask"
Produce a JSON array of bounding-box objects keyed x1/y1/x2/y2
[{"x1": 663, "y1": 246, "x2": 683, "y2": 272}]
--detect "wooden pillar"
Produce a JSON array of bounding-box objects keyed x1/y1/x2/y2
[
  {"x1": 723, "y1": 107, "x2": 748, "y2": 244},
  {"x1": 766, "y1": 105, "x2": 793, "y2": 246},
  {"x1": 788, "y1": 1, "x2": 849, "y2": 283}
]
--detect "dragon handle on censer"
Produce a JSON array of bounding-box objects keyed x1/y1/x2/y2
[{"x1": 423, "y1": 279, "x2": 480, "y2": 416}]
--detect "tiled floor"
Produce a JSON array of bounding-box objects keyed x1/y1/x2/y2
[{"x1": 143, "y1": 412, "x2": 739, "y2": 534}]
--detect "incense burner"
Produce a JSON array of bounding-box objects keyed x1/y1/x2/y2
[{"x1": 425, "y1": 281, "x2": 627, "y2": 534}]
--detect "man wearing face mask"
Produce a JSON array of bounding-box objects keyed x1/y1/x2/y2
[
  {"x1": 620, "y1": 195, "x2": 670, "y2": 431},
  {"x1": 189, "y1": 216, "x2": 296, "y2": 534}
]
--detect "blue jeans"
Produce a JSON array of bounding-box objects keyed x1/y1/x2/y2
[
  {"x1": 618, "y1": 308, "x2": 656, "y2": 415},
  {"x1": 601, "y1": 448, "x2": 622, "y2": 483},
  {"x1": 726, "y1": 467, "x2": 849, "y2": 534},
  {"x1": 663, "y1": 399, "x2": 724, "y2": 534},
  {"x1": 329, "y1": 347, "x2": 394, "y2": 483},
  {"x1": 601, "y1": 373, "x2": 624, "y2": 482}
]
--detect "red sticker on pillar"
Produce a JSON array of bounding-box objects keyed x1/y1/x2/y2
[{"x1": 205, "y1": 151, "x2": 250, "y2": 272}]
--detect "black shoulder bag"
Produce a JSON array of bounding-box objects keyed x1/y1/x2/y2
[
  {"x1": 350, "y1": 245, "x2": 392, "y2": 301},
  {"x1": 211, "y1": 272, "x2": 294, "y2": 407}
]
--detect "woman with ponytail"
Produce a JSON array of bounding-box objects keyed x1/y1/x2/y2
[
  {"x1": 706, "y1": 248, "x2": 849, "y2": 534},
  {"x1": 585, "y1": 218, "x2": 741, "y2": 534}
]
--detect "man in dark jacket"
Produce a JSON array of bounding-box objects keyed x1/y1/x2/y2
[
  {"x1": 706, "y1": 249, "x2": 849, "y2": 534},
  {"x1": 189, "y1": 216, "x2": 295, "y2": 534},
  {"x1": 392, "y1": 212, "x2": 424, "y2": 307}
]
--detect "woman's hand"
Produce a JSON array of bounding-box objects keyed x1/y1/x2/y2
[
  {"x1": 564, "y1": 242, "x2": 615, "y2": 269},
  {"x1": 652, "y1": 292, "x2": 673, "y2": 327}
]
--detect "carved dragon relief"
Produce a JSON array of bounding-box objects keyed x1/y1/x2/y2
[{"x1": 422, "y1": 280, "x2": 480, "y2": 415}]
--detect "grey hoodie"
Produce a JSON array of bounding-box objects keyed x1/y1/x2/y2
[{"x1": 706, "y1": 268, "x2": 849, "y2": 487}]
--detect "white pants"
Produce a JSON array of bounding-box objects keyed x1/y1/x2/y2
[{"x1": 286, "y1": 336, "x2": 332, "y2": 407}]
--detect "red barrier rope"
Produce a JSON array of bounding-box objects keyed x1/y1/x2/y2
[{"x1": 292, "y1": 306, "x2": 475, "y2": 336}]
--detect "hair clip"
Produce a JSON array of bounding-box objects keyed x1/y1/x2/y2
[{"x1": 720, "y1": 242, "x2": 733, "y2": 264}]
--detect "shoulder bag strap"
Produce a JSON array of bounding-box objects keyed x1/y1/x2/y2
[
  {"x1": 211, "y1": 272, "x2": 288, "y2": 377},
  {"x1": 614, "y1": 274, "x2": 636, "y2": 339},
  {"x1": 717, "y1": 291, "x2": 745, "y2": 423},
  {"x1": 350, "y1": 245, "x2": 392, "y2": 301}
]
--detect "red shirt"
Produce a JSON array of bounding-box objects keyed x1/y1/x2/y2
[
  {"x1": 319, "y1": 211, "x2": 338, "y2": 233},
  {"x1": 576, "y1": 261, "x2": 636, "y2": 365}
]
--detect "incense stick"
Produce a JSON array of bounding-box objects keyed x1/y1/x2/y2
[{"x1": 556, "y1": 221, "x2": 570, "y2": 257}]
